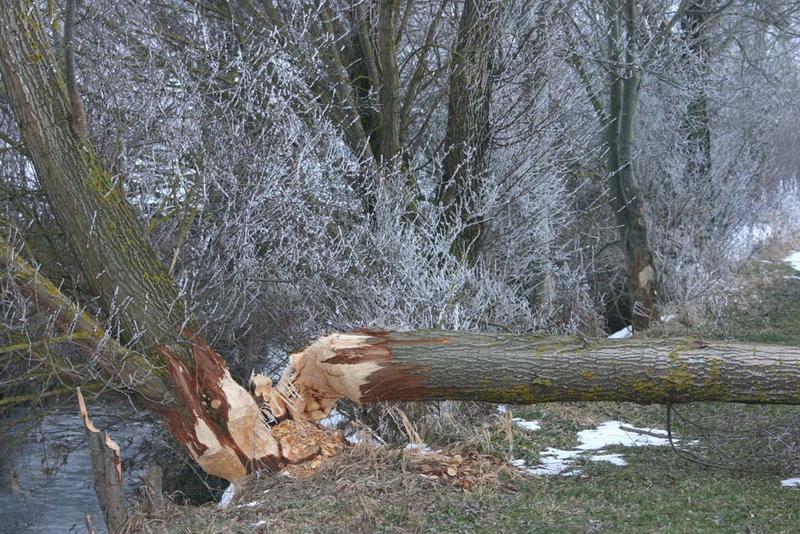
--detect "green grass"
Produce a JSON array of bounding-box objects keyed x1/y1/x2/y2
[
  {"x1": 138, "y1": 254, "x2": 800, "y2": 534},
  {"x1": 715, "y1": 259, "x2": 800, "y2": 346}
]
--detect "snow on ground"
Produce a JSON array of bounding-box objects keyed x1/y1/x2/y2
[
  {"x1": 784, "y1": 251, "x2": 800, "y2": 272},
  {"x1": 608, "y1": 326, "x2": 633, "y2": 339},
  {"x1": 218, "y1": 483, "x2": 236, "y2": 508},
  {"x1": 780, "y1": 478, "x2": 800, "y2": 488},
  {"x1": 319, "y1": 409, "x2": 347, "y2": 428},
  {"x1": 405, "y1": 442, "x2": 438, "y2": 455},
  {"x1": 512, "y1": 418, "x2": 541, "y2": 432},
  {"x1": 514, "y1": 421, "x2": 680, "y2": 477}
]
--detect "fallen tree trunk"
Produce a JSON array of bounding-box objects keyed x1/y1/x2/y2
[{"x1": 264, "y1": 330, "x2": 800, "y2": 420}]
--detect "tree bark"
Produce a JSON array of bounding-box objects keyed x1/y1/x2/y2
[
  {"x1": 438, "y1": 0, "x2": 499, "y2": 260},
  {"x1": 377, "y1": 0, "x2": 402, "y2": 168},
  {"x1": 604, "y1": 0, "x2": 657, "y2": 329},
  {"x1": 270, "y1": 330, "x2": 800, "y2": 419}
]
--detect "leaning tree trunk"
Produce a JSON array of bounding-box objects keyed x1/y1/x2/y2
[{"x1": 0, "y1": 0, "x2": 279, "y2": 482}]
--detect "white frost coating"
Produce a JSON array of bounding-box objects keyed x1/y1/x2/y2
[
  {"x1": 512, "y1": 418, "x2": 541, "y2": 431},
  {"x1": 729, "y1": 224, "x2": 773, "y2": 260},
  {"x1": 516, "y1": 421, "x2": 679, "y2": 477},
  {"x1": 608, "y1": 326, "x2": 633, "y2": 339},
  {"x1": 784, "y1": 251, "x2": 800, "y2": 272},
  {"x1": 780, "y1": 477, "x2": 800, "y2": 488},
  {"x1": 218, "y1": 483, "x2": 236, "y2": 509}
]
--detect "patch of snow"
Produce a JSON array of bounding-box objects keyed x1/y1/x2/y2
[
  {"x1": 608, "y1": 326, "x2": 633, "y2": 339},
  {"x1": 345, "y1": 429, "x2": 384, "y2": 447},
  {"x1": 528, "y1": 448, "x2": 582, "y2": 476},
  {"x1": 512, "y1": 418, "x2": 541, "y2": 432},
  {"x1": 237, "y1": 501, "x2": 261, "y2": 509},
  {"x1": 588, "y1": 453, "x2": 627, "y2": 466},
  {"x1": 783, "y1": 275, "x2": 800, "y2": 281},
  {"x1": 497, "y1": 404, "x2": 509, "y2": 414},
  {"x1": 253, "y1": 519, "x2": 267, "y2": 527},
  {"x1": 404, "y1": 442, "x2": 437, "y2": 455},
  {"x1": 319, "y1": 409, "x2": 347, "y2": 428},
  {"x1": 785, "y1": 251, "x2": 800, "y2": 272},
  {"x1": 510, "y1": 459, "x2": 527, "y2": 468},
  {"x1": 345, "y1": 431, "x2": 363, "y2": 444},
  {"x1": 660, "y1": 314, "x2": 676, "y2": 323},
  {"x1": 514, "y1": 421, "x2": 680, "y2": 477},
  {"x1": 576, "y1": 421, "x2": 672, "y2": 449},
  {"x1": 781, "y1": 477, "x2": 800, "y2": 488},
  {"x1": 218, "y1": 483, "x2": 235, "y2": 509}
]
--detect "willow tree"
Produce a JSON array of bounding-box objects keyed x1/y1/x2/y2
[
  {"x1": 3, "y1": 0, "x2": 800, "y2": 486},
  {"x1": 437, "y1": 0, "x2": 501, "y2": 260}
]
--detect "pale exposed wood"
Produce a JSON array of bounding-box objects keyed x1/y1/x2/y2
[{"x1": 77, "y1": 387, "x2": 128, "y2": 534}]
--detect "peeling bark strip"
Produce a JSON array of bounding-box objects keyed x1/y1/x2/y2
[
  {"x1": 275, "y1": 330, "x2": 800, "y2": 419},
  {"x1": 77, "y1": 388, "x2": 127, "y2": 534},
  {"x1": 156, "y1": 330, "x2": 280, "y2": 481}
]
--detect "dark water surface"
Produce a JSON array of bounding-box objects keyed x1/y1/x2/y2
[{"x1": 0, "y1": 405, "x2": 156, "y2": 533}]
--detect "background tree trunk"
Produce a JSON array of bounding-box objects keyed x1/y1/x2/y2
[
  {"x1": 604, "y1": 0, "x2": 657, "y2": 329},
  {"x1": 438, "y1": 0, "x2": 499, "y2": 260},
  {"x1": 682, "y1": 0, "x2": 713, "y2": 184}
]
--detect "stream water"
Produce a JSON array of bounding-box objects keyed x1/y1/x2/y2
[{"x1": 0, "y1": 404, "x2": 156, "y2": 533}]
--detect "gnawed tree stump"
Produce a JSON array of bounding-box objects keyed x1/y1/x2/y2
[
  {"x1": 140, "y1": 465, "x2": 164, "y2": 515},
  {"x1": 77, "y1": 387, "x2": 128, "y2": 534}
]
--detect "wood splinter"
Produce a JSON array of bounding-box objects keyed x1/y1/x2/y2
[{"x1": 77, "y1": 387, "x2": 128, "y2": 534}]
